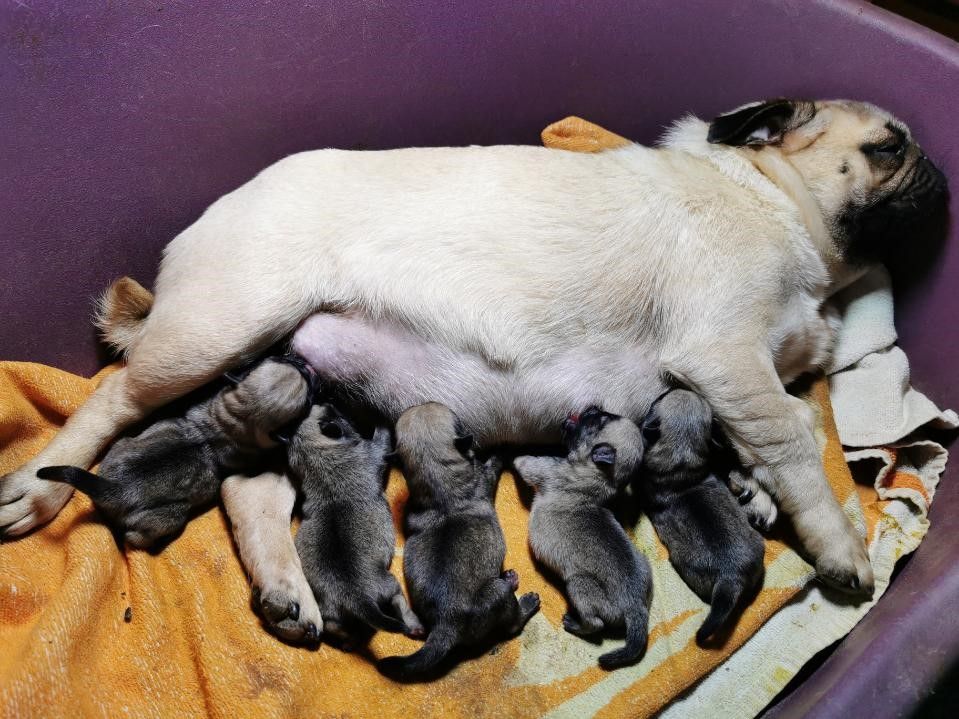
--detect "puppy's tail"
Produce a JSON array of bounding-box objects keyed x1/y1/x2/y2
[
  {"x1": 377, "y1": 625, "x2": 457, "y2": 681},
  {"x1": 696, "y1": 577, "x2": 742, "y2": 644},
  {"x1": 94, "y1": 276, "x2": 155, "y2": 357},
  {"x1": 355, "y1": 598, "x2": 409, "y2": 635},
  {"x1": 37, "y1": 466, "x2": 107, "y2": 501},
  {"x1": 598, "y1": 606, "x2": 649, "y2": 669}
]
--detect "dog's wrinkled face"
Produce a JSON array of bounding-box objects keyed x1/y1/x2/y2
[
  {"x1": 561, "y1": 406, "x2": 644, "y2": 488},
  {"x1": 708, "y1": 98, "x2": 948, "y2": 266}
]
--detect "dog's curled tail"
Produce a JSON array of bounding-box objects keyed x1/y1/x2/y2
[
  {"x1": 695, "y1": 577, "x2": 742, "y2": 644},
  {"x1": 95, "y1": 276, "x2": 155, "y2": 357},
  {"x1": 377, "y1": 625, "x2": 457, "y2": 680},
  {"x1": 598, "y1": 606, "x2": 649, "y2": 669}
]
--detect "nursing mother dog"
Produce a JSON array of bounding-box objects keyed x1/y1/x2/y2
[{"x1": 0, "y1": 99, "x2": 946, "y2": 595}]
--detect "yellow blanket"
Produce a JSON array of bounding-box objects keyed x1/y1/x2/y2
[{"x1": 0, "y1": 121, "x2": 931, "y2": 718}]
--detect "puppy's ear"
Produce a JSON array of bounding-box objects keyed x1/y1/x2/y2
[
  {"x1": 453, "y1": 434, "x2": 474, "y2": 455},
  {"x1": 707, "y1": 99, "x2": 813, "y2": 147},
  {"x1": 484, "y1": 455, "x2": 504, "y2": 476},
  {"x1": 37, "y1": 466, "x2": 108, "y2": 501},
  {"x1": 590, "y1": 443, "x2": 617, "y2": 467}
]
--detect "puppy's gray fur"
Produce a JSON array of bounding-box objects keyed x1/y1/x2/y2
[
  {"x1": 514, "y1": 407, "x2": 652, "y2": 669},
  {"x1": 287, "y1": 402, "x2": 422, "y2": 643},
  {"x1": 38, "y1": 357, "x2": 309, "y2": 548},
  {"x1": 379, "y1": 402, "x2": 540, "y2": 680},
  {"x1": 638, "y1": 389, "x2": 765, "y2": 643}
]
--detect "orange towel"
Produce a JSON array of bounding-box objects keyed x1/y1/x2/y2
[{"x1": 0, "y1": 121, "x2": 922, "y2": 718}]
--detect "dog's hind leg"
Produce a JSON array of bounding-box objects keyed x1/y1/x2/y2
[
  {"x1": 562, "y1": 575, "x2": 606, "y2": 636},
  {"x1": 222, "y1": 471, "x2": 323, "y2": 645},
  {"x1": 0, "y1": 292, "x2": 306, "y2": 537}
]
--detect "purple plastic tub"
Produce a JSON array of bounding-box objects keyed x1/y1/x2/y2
[{"x1": 2, "y1": 1, "x2": 956, "y2": 715}]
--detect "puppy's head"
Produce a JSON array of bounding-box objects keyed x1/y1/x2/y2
[
  {"x1": 395, "y1": 402, "x2": 482, "y2": 468},
  {"x1": 223, "y1": 356, "x2": 314, "y2": 445},
  {"x1": 640, "y1": 389, "x2": 713, "y2": 477},
  {"x1": 37, "y1": 425, "x2": 216, "y2": 548},
  {"x1": 288, "y1": 403, "x2": 390, "y2": 474},
  {"x1": 560, "y1": 406, "x2": 644, "y2": 487},
  {"x1": 707, "y1": 98, "x2": 947, "y2": 268}
]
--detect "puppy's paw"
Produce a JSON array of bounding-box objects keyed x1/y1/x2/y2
[
  {"x1": 253, "y1": 581, "x2": 322, "y2": 645},
  {"x1": 728, "y1": 470, "x2": 778, "y2": 532},
  {"x1": 562, "y1": 611, "x2": 602, "y2": 637},
  {"x1": 519, "y1": 591, "x2": 541, "y2": 615},
  {"x1": 502, "y1": 568, "x2": 520, "y2": 591},
  {"x1": 0, "y1": 469, "x2": 75, "y2": 537}
]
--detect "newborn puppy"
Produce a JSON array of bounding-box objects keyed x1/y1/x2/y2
[
  {"x1": 286, "y1": 402, "x2": 422, "y2": 644},
  {"x1": 38, "y1": 356, "x2": 312, "y2": 548},
  {"x1": 514, "y1": 407, "x2": 652, "y2": 669},
  {"x1": 638, "y1": 389, "x2": 765, "y2": 643},
  {"x1": 379, "y1": 402, "x2": 540, "y2": 680}
]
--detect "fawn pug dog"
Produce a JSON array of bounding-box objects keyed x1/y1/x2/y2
[
  {"x1": 637, "y1": 390, "x2": 765, "y2": 643},
  {"x1": 3, "y1": 99, "x2": 947, "y2": 597},
  {"x1": 284, "y1": 402, "x2": 423, "y2": 645},
  {"x1": 379, "y1": 403, "x2": 540, "y2": 680},
  {"x1": 514, "y1": 407, "x2": 653, "y2": 669}
]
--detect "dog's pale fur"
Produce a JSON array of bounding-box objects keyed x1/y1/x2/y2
[{"x1": 2, "y1": 99, "x2": 948, "y2": 595}]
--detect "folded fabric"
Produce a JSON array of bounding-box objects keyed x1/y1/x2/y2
[{"x1": 0, "y1": 119, "x2": 951, "y2": 719}]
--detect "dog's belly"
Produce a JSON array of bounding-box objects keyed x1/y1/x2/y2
[{"x1": 292, "y1": 313, "x2": 665, "y2": 445}]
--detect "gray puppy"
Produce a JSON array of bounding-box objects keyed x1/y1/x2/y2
[
  {"x1": 637, "y1": 389, "x2": 765, "y2": 643},
  {"x1": 514, "y1": 406, "x2": 652, "y2": 669},
  {"x1": 38, "y1": 356, "x2": 311, "y2": 548},
  {"x1": 378, "y1": 402, "x2": 540, "y2": 680},
  {"x1": 286, "y1": 402, "x2": 422, "y2": 644}
]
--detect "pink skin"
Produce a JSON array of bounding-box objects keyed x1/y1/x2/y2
[{"x1": 291, "y1": 312, "x2": 667, "y2": 445}]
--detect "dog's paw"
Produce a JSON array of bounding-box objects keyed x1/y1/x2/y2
[
  {"x1": 814, "y1": 533, "x2": 875, "y2": 597},
  {"x1": 728, "y1": 470, "x2": 778, "y2": 532},
  {"x1": 0, "y1": 468, "x2": 75, "y2": 537},
  {"x1": 502, "y1": 568, "x2": 520, "y2": 591},
  {"x1": 253, "y1": 581, "x2": 322, "y2": 645}
]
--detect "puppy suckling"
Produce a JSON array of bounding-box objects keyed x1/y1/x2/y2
[
  {"x1": 37, "y1": 356, "x2": 312, "y2": 548},
  {"x1": 514, "y1": 407, "x2": 652, "y2": 669},
  {"x1": 378, "y1": 403, "x2": 540, "y2": 680},
  {"x1": 637, "y1": 389, "x2": 764, "y2": 643},
  {"x1": 286, "y1": 402, "x2": 422, "y2": 644}
]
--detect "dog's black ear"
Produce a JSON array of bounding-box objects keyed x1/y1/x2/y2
[
  {"x1": 707, "y1": 99, "x2": 809, "y2": 147},
  {"x1": 709, "y1": 419, "x2": 726, "y2": 450},
  {"x1": 319, "y1": 422, "x2": 344, "y2": 440},
  {"x1": 453, "y1": 434, "x2": 474, "y2": 455},
  {"x1": 37, "y1": 466, "x2": 107, "y2": 500},
  {"x1": 641, "y1": 420, "x2": 661, "y2": 447},
  {"x1": 590, "y1": 443, "x2": 617, "y2": 467}
]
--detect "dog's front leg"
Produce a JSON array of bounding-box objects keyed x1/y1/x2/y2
[
  {"x1": 222, "y1": 471, "x2": 322, "y2": 644},
  {"x1": 670, "y1": 344, "x2": 874, "y2": 595}
]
